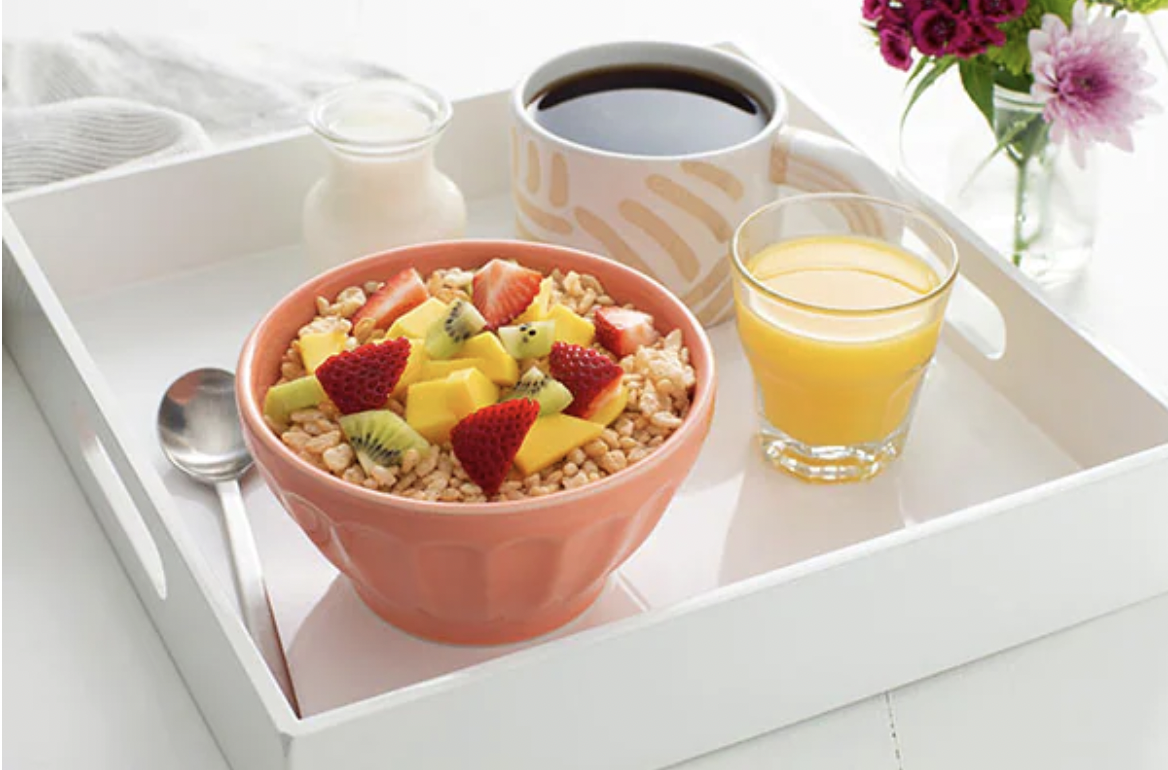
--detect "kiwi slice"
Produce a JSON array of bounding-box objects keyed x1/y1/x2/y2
[
  {"x1": 263, "y1": 376, "x2": 326, "y2": 426},
  {"x1": 498, "y1": 321, "x2": 555, "y2": 360},
  {"x1": 502, "y1": 366, "x2": 573, "y2": 416},
  {"x1": 338, "y1": 410, "x2": 430, "y2": 472},
  {"x1": 425, "y1": 299, "x2": 487, "y2": 360}
]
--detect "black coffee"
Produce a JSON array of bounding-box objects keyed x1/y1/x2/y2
[{"x1": 529, "y1": 65, "x2": 769, "y2": 157}]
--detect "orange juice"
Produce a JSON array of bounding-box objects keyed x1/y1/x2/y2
[{"x1": 734, "y1": 234, "x2": 943, "y2": 446}]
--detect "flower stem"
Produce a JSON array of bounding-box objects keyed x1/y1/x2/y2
[{"x1": 1011, "y1": 154, "x2": 1029, "y2": 267}]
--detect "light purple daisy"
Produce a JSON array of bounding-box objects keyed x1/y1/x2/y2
[{"x1": 1029, "y1": 0, "x2": 1161, "y2": 166}]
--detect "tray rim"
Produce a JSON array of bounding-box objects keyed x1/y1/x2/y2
[
  {"x1": 299, "y1": 440, "x2": 1168, "y2": 730},
  {"x1": 5, "y1": 41, "x2": 1168, "y2": 755}
]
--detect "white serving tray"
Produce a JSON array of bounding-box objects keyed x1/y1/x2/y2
[{"x1": 6, "y1": 45, "x2": 1168, "y2": 770}]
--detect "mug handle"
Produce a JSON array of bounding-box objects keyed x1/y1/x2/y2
[{"x1": 771, "y1": 127, "x2": 901, "y2": 235}]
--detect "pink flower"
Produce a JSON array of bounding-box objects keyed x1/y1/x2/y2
[{"x1": 1029, "y1": 0, "x2": 1161, "y2": 165}]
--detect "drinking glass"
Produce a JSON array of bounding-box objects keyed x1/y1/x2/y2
[{"x1": 730, "y1": 193, "x2": 958, "y2": 482}]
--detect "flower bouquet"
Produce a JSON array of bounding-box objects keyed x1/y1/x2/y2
[{"x1": 865, "y1": 0, "x2": 1163, "y2": 281}]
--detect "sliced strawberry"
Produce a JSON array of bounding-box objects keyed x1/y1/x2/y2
[
  {"x1": 593, "y1": 306, "x2": 660, "y2": 358},
  {"x1": 472, "y1": 259, "x2": 543, "y2": 330},
  {"x1": 549, "y1": 342, "x2": 624, "y2": 419},
  {"x1": 451, "y1": 399, "x2": 540, "y2": 496},
  {"x1": 315, "y1": 337, "x2": 411, "y2": 415},
  {"x1": 352, "y1": 268, "x2": 428, "y2": 329}
]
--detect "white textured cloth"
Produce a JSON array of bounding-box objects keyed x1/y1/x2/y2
[{"x1": 2, "y1": 33, "x2": 396, "y2": 192}]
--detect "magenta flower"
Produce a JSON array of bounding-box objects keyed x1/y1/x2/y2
[
  {"x1": 969, "y1": 0, "x2": 1027, "y2": 23},
  {"x1": 912, "y1": 7, "x2": 973, "y2": 56},
  {"x1": 903, "y1": 0, "x2": 961, "y2": 15},
  {"x1": 863, "y1": 0, "x2": 887, "y2": 22},
  {"x1": 880, "y1": 26, "x2": 915, "y2": 70},
  {"x1": 955, "y1": 15, "x2": 1008, "y2": 57},
  {"x1": 1029, "y1": 0, "x2": 1162, "y2": 165}
]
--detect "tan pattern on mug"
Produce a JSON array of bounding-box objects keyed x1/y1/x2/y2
[{"x1": 510, "y1": 43, "x2": 896, "y2": 327}]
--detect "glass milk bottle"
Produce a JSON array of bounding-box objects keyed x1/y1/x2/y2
[{"x1": 303, "y1": 79, "x2": 466, "y2": 272}]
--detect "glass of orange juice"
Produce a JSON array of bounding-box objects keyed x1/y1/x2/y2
[{"x1": 731, "y1": 193, "x2": 958, "y2": 483}]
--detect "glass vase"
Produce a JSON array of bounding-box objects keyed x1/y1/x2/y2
[{"x1": 902, "y1": 85, "x2": 1098, "y2": 285}]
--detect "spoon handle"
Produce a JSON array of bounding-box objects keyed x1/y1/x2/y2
[{"x1": 215, "y1": 480, "x2": 300, "y2": 715}]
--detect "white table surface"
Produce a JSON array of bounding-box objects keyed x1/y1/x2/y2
[{"x1": 4, "y1": 2, "x2": 1168, "y2": 768}]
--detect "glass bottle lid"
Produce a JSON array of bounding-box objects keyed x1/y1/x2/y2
[{"x1": 309, "y1": 79, "x2": 452, "y2": 154}]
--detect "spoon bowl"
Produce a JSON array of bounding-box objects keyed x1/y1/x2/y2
[{"x1": 159, "y1": 368, "x2": 253, "y2": 483}]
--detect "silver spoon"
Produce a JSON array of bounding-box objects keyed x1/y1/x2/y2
[{"x1": 158, "y1": 367, "x2": 299, "y2": 715}]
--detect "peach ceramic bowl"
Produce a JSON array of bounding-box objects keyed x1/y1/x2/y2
[{"x1": 237, "y1": 239, "x2": 716, "y2": 645}]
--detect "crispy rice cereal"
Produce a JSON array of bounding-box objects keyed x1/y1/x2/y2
[{"x1": 268, "y1": 267, "x2": 697, "y2": 503}]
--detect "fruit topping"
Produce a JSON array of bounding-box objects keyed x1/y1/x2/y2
[
  {"x1": 419, "y1": 358, "x2": 488, "y2": 382},
  {"x1": 352, "y1": 268, "x2": 428, "y2": 329},
  {"x1": 514, "y1": 414, "x2": 605, "y2": 476},
  {"x1": 472, "y1": 258, "x2": 543, "y2": 330},
  {"x1": 316, "y1": 337, "x2": 411, "y2": 415},
  {"x1": 338, "y1": 410, "x2": 429, "y2": 472},
  {"x1": 585, "y1": 381, "x2": 628, "y2": 426},
  {"x1": 503, "y1": 366, "x2": 573, "y2": 416},
  {"x1": 498, "y1": 320, "x2": 555, "y2": 360},
  {"x1": 390, "y1": 339, "x2": 428, "y2": 398},
  {"x1": 263, "y1": 376, "x2": 326, "y2": 427},
  {"x1": 548, "y1": 305, "x2": 595, "y2": 347},
  {"x1": 548, "y1": 342, "x2": 624, "y2": 420},
  {"x1": 425, "y1": 299, "x2": 488, "y2": 360},
  {"x1": 405, "y1": 379, "x2": 460, "y2": 444},
  {"x1": 445, "y1": 368, "x2": 500, "y2": 419},
  {"x1": 460, "y1": 332, "x2": 519, "y2": 386},
  {"x1": 388, "y1": 297, "x2": 449, "y2": 339},
  {"x1": 451, "y1": 399, "x2": 541, "y2": 496},
  {"x1": 299, "y1": 329, "x2": 347, "y2": 373},
  {"x1": 515, "y1": 277, "x2": 553, "y2": 323},
  {"x1": 593, "y1": 306, "x2": 660, "y2": 358}
]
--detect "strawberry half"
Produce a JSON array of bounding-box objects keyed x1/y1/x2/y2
[
  {"x1": 451, "y1": 399, "x2": 540, "y2": 496},
  {"x1": 315, "y1": 337, "x2": 411, "y2": 415},
  {"x1": 549, "y1": 342, "x2": 624, "y2": 419},
  {"x1": 352, "y1": 268, "x2": 428, "y2": 329},
  {"x1": 593, "y1": 306, "x2": 660, "y2": 358},
  {"x1": 472, "y1": 259, "x2": 543, "y2": 330}
]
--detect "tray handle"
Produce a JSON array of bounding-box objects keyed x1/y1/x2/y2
[
  {"x1": 4, "y1": 217, "x2": 299, "y2": 759},
  {"x1": 946, "y1": 274, "x2": 1008, "y2": 361},
  {"x1": 74, "y1": 403, "x2": 168, "y2": 599}
]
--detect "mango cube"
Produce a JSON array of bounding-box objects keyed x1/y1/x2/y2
[
  {"x1": 587, "y1": 383, "x2": 628, "y2": 426},
  {"x1": 299, "y1": 330, "x2": 346, "y2": 373},
  {"x1": 391, "y1": 339, "x2": 428, "y2": 398},
  {"x1": 445, "y1": 368, "x2": 499, "y2": 419},
  {"x1": 515, "y1": 277, "x2": 553, "y2": 323},
  {"x1": 420, "y1": 358, "x2": 487, "y2": 382},
  {"x1": 514, "y1": 414, "x2": 604, "y2": 476},
  {"x1": 388, "y1": 298, "x2": 448, "y2": 339},
  {"x1": 405, "y1": 379, "x2": 459, "y2": 444},
  {"x1": 549, "y1": 305, "x2": 595, "y2": 347},
  {"x1": 460, "y1": 332, "x2": 519, "y2": 386}
]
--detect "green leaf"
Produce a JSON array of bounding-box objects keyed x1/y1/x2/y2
[
  {"x1": 900, "y1": 57, "x2": 957, "y2": 130},
  {"x1": 959, "y1": 59, "x2": 996, "y2": 131},
  {"x1": 1041, "y1": 0, "x2": 1076, "y2": 23},
  {"x1": 993, "y1": 69, "x2": 1032, "y2": 93},
  {"x1": 906, "y1": 56, "x2": 931, "y2": 86}
]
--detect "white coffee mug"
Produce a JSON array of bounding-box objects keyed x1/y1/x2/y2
[{"x1": 510, "y1": 42, "x2": 898, "y2": 326}]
